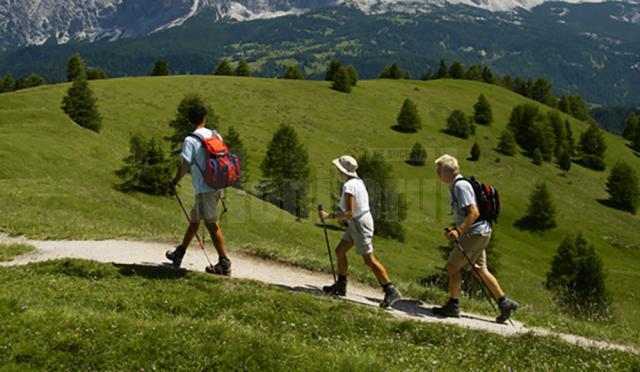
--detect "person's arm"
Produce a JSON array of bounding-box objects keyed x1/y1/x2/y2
[
  {"x1": 318, "y1": 193, "x2": 355, "y2": 221},
  {"x1": 447, "y1": 204, "x2": 479, "y2": 240},
  {"x1": 172, "y1": 159, "x2": 190, "y2": 186}
]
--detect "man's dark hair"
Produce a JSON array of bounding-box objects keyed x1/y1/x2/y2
[{"x1": 188, "y1": 104, "x2": 207, "y2": 126}]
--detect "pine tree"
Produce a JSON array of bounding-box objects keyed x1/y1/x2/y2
[
  {"x1": 396, "y1": 98, "x2": 422, "y2": 132},
  {"x1": 565, "y1": 120, "x2": 576, "y2": 156},
  {"x1": 225, "y1": 126, "x2": 249, "y2": 188},
  {"x1": 465, "y1": 65, "x2": 483, "y2": 81},
  {"x1": 578, "y1": 122, "x2": 607, "y2": 171},
  {"x1": 449, "y1": 61, "x2": 464, "y2": 79},
  {"x1": 407, "y1": 142, "x2": 427, "y2": 166},
  {"x1": 470, "y1": 142, "x2": 481, "y2": 161},
  {"x1": 166, "y1": 94, "x2": 219, "y2": 156},
  {"x1": 214, "y1": 58, "x2": 234, "y2": 76},
  {"x1": 378, "y1": 63, "x2": 403, "y2": 79},
  {"x1": 532, "y1": 77, "x2": 556, "y2": 107},
  {"x1": 1, "y1": 72, "x2": 14, "y2": 93},
  {"x1": 517, "y1": 182, "x2": 557, "y2": 231},
  {"x1": 258, "y1": 124, "x2": 310, "y2": 218},
  {"x1": 420, "y1": 69, "x2": 433, "y2": 81},
  {"x1": 436, "y1": 59, "x2": 448, "y2": 79},
  {"x1": 346, "y1": 64, "x2": 359, "y2": 86},
  {"x1": 634, "y1": 126, "x2": 640, "y2": 152},
  {"x1": 282, "y1": 65, "x2": 304, "y2": 80},
  {"x1": 558, "y1": 95, "x2": 572, "y2": 116},
  {"x1": 501, "y1": 75, "x2": 514, "y2": 90},
  {"x1": 325, "y1": 59, "x2": 343, "y2": 81},
  {"x1": 497, "y1": 129, "x2": 517, "y2": 156},
  {"x1": 235, "y1": 59, "x2": 252, "y2": 77},
  {"x1": 532, "y1": 148, "x2": 543, "y2": 165},
  {"x1": 87, "y1": 68, "x2": 107, "y2": 80},
  {"x1": 66, "y1": 53, "x2": 86, "y2": 82},
  {"x1": 508, "y1": 103, "x2": 541, "y2": 151},
  {"x1": 473, "y1": 94, "x2": 493, "y2": 126},
  {"x1": 481, "y1": 66, "x2": 495, "y2": 84},
  {"x1": 152, "y1": 58, "x2": 170, "y2": 76},
  {"x1": 546, "y1": 234, "x2": 610, "y2": 317},
  {"x1": 548, "y1": 111, "x2": 566, "y2": 158},
  {"x1": 403, "y1": 70, "x2": 412, "y2": 80},
  {"x1": 331, "y1": 66, "x2": 352, "y2": 93},
  {"x1": 61, "y1": 73, "x2": 102, "y2": 132},
  {"x1": 357, "y1": 151, "x2": 407, "y2": 241},
  {"x1": 115, "y1": 133, "x2": 173, "y2": 195},
  {"x1": 622, "y1": 112, "x2": 639, "y2": 141},
  {"x1": 23, "y1": 73, "x2": 45, "y2": 88},
  {"x1": 446, "y1": 110, "x2": 471, "y2": 139},
  {"x1": 568, "y1": 96, "x2": 592, "y2": 121},
  {"x1": 606, "y1": 162, "x2": 639, "y2": 214},
  {"x1": 558, "y1": 148, "x2": 572, "y2": 172}
]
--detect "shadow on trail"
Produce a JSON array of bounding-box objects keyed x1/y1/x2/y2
[{"x1": 113, "y1": 262, "x2": 188, "y2": 280}]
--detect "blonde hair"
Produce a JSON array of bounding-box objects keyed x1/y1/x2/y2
[{"x1": 434, "y1": 154, "x2": 460, "y2": 175}]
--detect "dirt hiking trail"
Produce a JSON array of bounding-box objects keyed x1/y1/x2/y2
[{"x1": 0, "y1": 233, "x2": 636, "y2": 354}]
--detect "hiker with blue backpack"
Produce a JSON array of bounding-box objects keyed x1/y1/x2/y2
[
  {"x1": 432, "y1": 154, "x2": 518, "y2": 323},
  {"x1": 166, "y1": 103, "x2": 241, "y2": 275}
]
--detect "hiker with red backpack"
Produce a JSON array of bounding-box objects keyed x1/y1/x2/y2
[
  {"x1": 432, "y1": 154, "x2": 518, "y2": 323},
  {"x1": 166, "y1": 103, "x2": 240, "y2": 275}
]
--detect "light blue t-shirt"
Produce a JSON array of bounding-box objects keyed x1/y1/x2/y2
[
  {"x1": 181, "y1": 128, "x2": 223, "y2": 195},
  {"x1": 451, "y1": 175, "x2": 492, "y2": 236}
]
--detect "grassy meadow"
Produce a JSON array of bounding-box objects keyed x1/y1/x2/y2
[{"x1": 0, "y1": 76, "x2": 639, "y2": 348}]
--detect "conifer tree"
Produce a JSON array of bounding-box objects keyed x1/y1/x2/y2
[
  {"x1": 497, "y1": 129, "x2": 517, "y2": 156},
  {"x1": 465, "y1": 65, "x2": 483, "y2": 80},
  {"x1": 446, "y1": 110, "x2": 472, "y2": 139},
  {"x1": 578, "y1": 122, "x2": 607, "y2": 171},
  {"x1": 407, "y1": 142, "x2": 427, "y2": 166},
  {"x1": 436, "y1": 59, "x2": 448, "y2": 79},
  {"x1": 558, "y1": 148, "x2": 572, "y2": 172},
  {"x1": 1, "y1": 72, "x2": 14, "y2": 93},
  {"x1": 481, "y1": 66, "x2": 495, "y2": 84},
  {"x1": 532, "y1": 148, "x2": 544, "y2": 165},
  {"x1": 420, "y1": 69, "x2": 433, "y2": 81},
  {"x1": 357, "y1": 151, "x2": 407, "y2": 241},
  {"x1": 152, "y1": 59, "x2": 170, "y2": 76},
  {"x1": 532, "y1": 77, "x2": 556, "y2": 107},
  {"x1": 258, "y1": 124, "x2": 310, "y2": 218},
  {"x1": 470, "y1": 142, "x2": 481, "y2": 161},
  {"x1": 115, "y1": 133, "x2": 173, "y2": 195},
  {"x1": 449, "y1": 61, "x2": 464, "y2": 79},
  {"x1": 622, "y1": 112, "x2": 639, "y2": 141},
  {"x1": 325, "y1": 59, "x2": 342, "y2": 81},
  {"x1": 565, "y1": 120, "x2": 576, "y2": 156},
  {"x1": 548, "y1": 111, "x2": 566, "y2": 158},
  {"x1": 61, "y1": 72, "x2": 102, "y2": 132},
  {"x1": 23, "y1": 73, "x2": 46, "y2": 88},
  {"x1": 378, "y1": 63, "x2": 403, "y2": 79},
  {"x1": 87, "y1": 68, "x2": 107, "y2": 80},
  {"x1": 558, "y1": 95, "x2": 572, "y2": 116},
  {"x1": 606, "y1": 162, "x2": 639, "y2": 214},
  {"x1": 403, "y1": 70, "x2": 412, "y2": 80},
  {"x1": 331, "y1": 66, "x2": 352, "y2": 93},
  {"x1": 473, "y1": 94, "x2": 493, "y2": 126},
  {"x1": 235, "y1": 59, "x2": 252, "y2": 77},
  {"x1": 346, "y1": 64, "x2": 359, "y2": 86},
  {"x1": 282, "y1": 65, "x2": 305, "y2": 80},
  {"x1": 396, "y1": 98, "x2": 422, "y2": 132},
  {"x1": 166, "y1": 94, "x2": 219, "y2": 156},
  {"x1": 67, "y1": 53, "x2": 86, "y2": 82},
  {"x1": 214, "y1": 58, "x2": 234, "y2": 76},
  {"x1": 517, "y1": 182, "x2": 557, "y2": 231},
  {"x1": 634, "y1": 126, "x2": 640, "y2": 152}
]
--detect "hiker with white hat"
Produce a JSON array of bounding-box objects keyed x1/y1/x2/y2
[{"x1": 319, "y1": 155, "x2": 402, "y2": 309}]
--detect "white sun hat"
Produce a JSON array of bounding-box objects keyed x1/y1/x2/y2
[{"x1": 332, "y1": 155, "x2": 359, "y2": 178}]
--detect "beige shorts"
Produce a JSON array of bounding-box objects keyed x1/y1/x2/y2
[
  {"x1": 190, "y1": 191, "x2": 222, "y2": 223},
  {"x1": 448, "y1": 233, "x2": 491, "y2": 271},
  {"x1": 341, "y1": 212, "x2": 374, "y2": 255}
]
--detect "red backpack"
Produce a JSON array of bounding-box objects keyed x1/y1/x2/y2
[
  {"x1": 452, "y1": 177, "x2": 500, "y2": 224},
  {"x1": 189, "y1": 132, "x2": 241, "y2": 189}
]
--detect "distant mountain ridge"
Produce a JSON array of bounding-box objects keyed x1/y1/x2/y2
[{"x1": 1, "y1": 0, "x2": 637, "y2": 48}]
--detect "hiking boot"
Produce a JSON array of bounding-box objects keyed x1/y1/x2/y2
[
  {"x1": 380, "y1": 285, "x2": 401, "y2": 309},
  {"x1": 205, "y1": 257, "x2": 232, "y2": 276},
  {"x1": 323, "y1": 280, "x2": 347, "y2": 296},
  {"x1": 432, "y1": 300, "x2": 461, "y2": 318},
  {"x1": 496, "y1": 297, "x2": 519, "y2": 324},
  {"x1": 165, "y1": 245, "x2": 186, "y2": 268}
]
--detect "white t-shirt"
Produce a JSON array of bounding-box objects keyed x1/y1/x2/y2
[
  {"x1": 340, "y1": 178, "x2": 370, "y2": 218},
  {"x1": 180, "y1": 128, "x2": 223, "y2": 194}
]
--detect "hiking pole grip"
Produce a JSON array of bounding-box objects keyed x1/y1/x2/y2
[{"x1": 318, "y1": 204, "x2": 337, "y2": 284}]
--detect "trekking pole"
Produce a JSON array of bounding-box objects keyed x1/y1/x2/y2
[
  {"x1": 173, "y1": 189, "x2": 215, "y2": 268},
  {"x1": 446, "y1": 228, "x2": 515, "y2": 327},
  {"x1": 318, "y1": 204, "x2": 337, "y2": 284}
]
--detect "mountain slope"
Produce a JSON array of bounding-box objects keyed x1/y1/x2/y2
[{"x1": 0, "y1": 76, "x2": 639, "y2": 347}]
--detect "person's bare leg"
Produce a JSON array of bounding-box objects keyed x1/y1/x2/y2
[
  {"x1": 335, "y1": 240, "x2": 354, "y2": 276},
  {"x1": 447, "y1": 262, "x2": 462, "y2": 300},
  {"x1": 205, "y1": 221, "x2": 228, "y2": 258},
  {"x1": 476, "y1": 267, "x2": 505, "y2": 300},
  {"x1": 362, "y1": 253, "x2": 391, "y2": 285},
  {"x1": 181, "y1": 222, "x2": 200, "y2": 248}
]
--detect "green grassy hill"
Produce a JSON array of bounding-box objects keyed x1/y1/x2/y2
[
  {"x1": 1, "y1": 76, "x2": 639, "y2": 347},
  {"x1": 2, "y1": 259, "x2": 637, "y2": 370}
]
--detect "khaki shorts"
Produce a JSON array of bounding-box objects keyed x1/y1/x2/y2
[
  {"x1": 342, "y1": 212, "x2": 374, "y2": 255},
  {"x1": 190, "y1": 191, "x2": 222, "y2": 223},
  {"x1": 448, "y1": 232, "x2": 491, "y2": 271}
]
